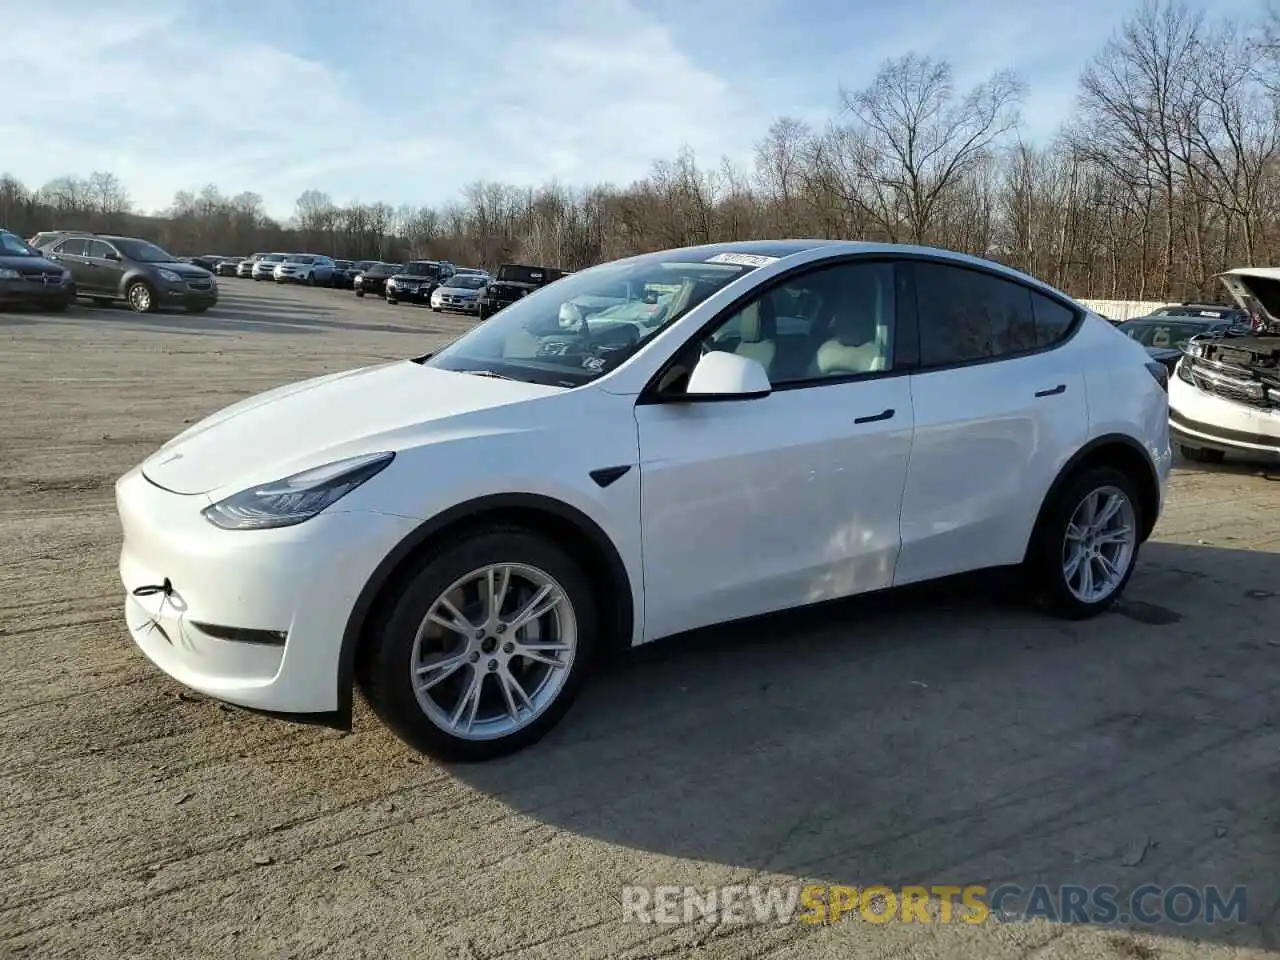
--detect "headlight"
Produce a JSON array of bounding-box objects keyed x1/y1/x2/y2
[
  {"x1": 62, "y1": 268, "x2": 73, "y2": 280},
  {"x1": 0, "y1": 268, "x2": 19, "y2": 280},
  {"x1": 386, "y1": 278, "x2": 397, "y2": 288},
  {"x1": 201, "y1": 452, "x2": 395, "y2": 530},
  {"x1": 158, "y1": 269, "x2": 182, "y2": 282}
]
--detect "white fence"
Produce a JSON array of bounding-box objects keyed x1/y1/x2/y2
[{"x1": 1076, "y1": 299, "x2": 1167, "y2": 321}]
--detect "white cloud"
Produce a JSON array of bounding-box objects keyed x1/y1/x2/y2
[{"x1": 0, "y1": 0, "x2": 755, "y2": 220}]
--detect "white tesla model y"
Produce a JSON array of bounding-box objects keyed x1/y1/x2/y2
[{"x1": 116, "y1": 241, "x2": 1172, "y2": 760}]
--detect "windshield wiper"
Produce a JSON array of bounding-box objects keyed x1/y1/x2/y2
[{"x1": 465, "y1": 369, "x2": 518, "y2": 381}]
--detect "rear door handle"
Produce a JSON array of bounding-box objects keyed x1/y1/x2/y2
[
  {"x1": 1035, "y1": 384, "x2": 1067, "y2": 398},
  {"x1": 854, "y1": 408, "x2": 895, "y2": 424}
]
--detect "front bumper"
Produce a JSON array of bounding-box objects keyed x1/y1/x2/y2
[
  {"x1": 159, "y1": 281, "x2": 217, "y2": 309},
  {"x1": 116, "y1": 466, "x2": 418, "y2": 713},
  {"x1": 435, "y1": 295, "x2": 481, "y2": 312},
  {"x1": 386, "y1": 283, "x2": 432, "y2": 303},
  {"x1": 0, "y1": 277, "x2": 75, "y2": 306},
  {"x1": 1169, "y1": 374, "x2": 1280, "y2": 458}
]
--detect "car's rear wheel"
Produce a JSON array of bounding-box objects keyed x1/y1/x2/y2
[
  {"x1": 126, "y1": 281, "x2": 156, "y2": 314},
  {"x1": 360, "y1": 527, "x2": 598, "y2": 761},
  {"x1": 1179, "y1": 444, "x2": 1225, "y2": 464},
  {"x1": 1028, "y1": 465, "x2": 1141, "y2": 619}
]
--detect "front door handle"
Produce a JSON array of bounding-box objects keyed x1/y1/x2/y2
[
  {"x1": 854, "y1": 408, "x2": 895, "y2": 424},
  {"x1": 1035, "y1": 384, "x2": 1067, "y2": 397}
]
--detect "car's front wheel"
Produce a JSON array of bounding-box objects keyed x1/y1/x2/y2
[
  {"x1": 360, "y1": 527, "x2": 598, "y2": 761},
  {"x1": 126, "y1": 280, "x2": 156, "y2": 314},
  {"x1": 355, "y1": 289, "x2": 365, "y2": 298},
  {"x1": 1028, "y1": 465, "x2": 1142, "y2": 619}
]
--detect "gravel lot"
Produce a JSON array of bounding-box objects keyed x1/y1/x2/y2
[{"x1": 2, "y1": 280, "x2": 1279, "y2": 959}]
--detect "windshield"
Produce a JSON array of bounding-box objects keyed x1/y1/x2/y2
[
  {"x1": 261, "y1": 253, "x2": 286, "y2": 263},
  {"x1": 0, "y1": 232, "x2": 38, "y2": 257},
  {"x1": 403, "y1": 261, "x2": 439, "y2": 277},
  {"x1": 445, "y1": 275, "x2": 488, "y2": 290},
  {"x1": 369, "y1": 263, "x2": 399, "y2": 275},
  {"x1": 287, "y1": 255, "x2": 316, "y2": 265},
  {"x1": 424, "y1": 251, "x2": 759, "y2": 387},
  {"x1": 1119, "y1": 320, "x2": 1219, "y2": 348},
  {"x1": 114, "y1": 239, "x2": 178, "y2": 263}
]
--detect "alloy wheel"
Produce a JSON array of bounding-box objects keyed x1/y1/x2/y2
[
  {"x1": 128, "y1": 284, "x2": 152, "y2": 312},
  {"x1": 410, "y1": 563, "x2": 577, "y2": 741},
  {"x1": 1061, "y1": 485, "x2": 1136, "y2": 603}
]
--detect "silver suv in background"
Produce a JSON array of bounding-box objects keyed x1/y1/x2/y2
[{"x1": 274, "y1": 254, "x2": 335, "y2": 286}]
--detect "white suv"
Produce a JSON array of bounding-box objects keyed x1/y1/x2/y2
[{"x1": 115, "y1": 241, "x2": 1172, "y2": 761}]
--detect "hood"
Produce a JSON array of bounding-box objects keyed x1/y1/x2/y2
[
  {"x1": 140, "y1": 360, "x2": 562, "y2": 496},
  {"x1": 1215, "y1": 268, "x2": 1280, "y2": 333},
  {"x1": 391, "y1": 273, "x2": 438, "y2": 283},
  {"x1": 160, "y1": 262, "x2": 213, "y2": 278}
]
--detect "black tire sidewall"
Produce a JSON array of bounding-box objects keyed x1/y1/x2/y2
[
  {"x1": 361, "y1": 528, "x2": 599, "y2": 761},
  {"x1": 1031, "y1": 465, "x2": 1142, "y2": 619}
]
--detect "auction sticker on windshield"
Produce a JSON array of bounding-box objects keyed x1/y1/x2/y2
[{"x1": 705, "y1": 252, "x2": 779, "y2": 267}]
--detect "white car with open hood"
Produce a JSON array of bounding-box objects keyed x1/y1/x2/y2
[
  {"x1": 116, "y1": 240, "x2": 1171, "y2": 761},
  {"x1": 1168, "y1": 267, "x2": 1280, "y2": 464}
]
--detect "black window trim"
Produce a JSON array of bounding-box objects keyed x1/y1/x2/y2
[
  {"x1": 902, "y1": 256, "x2": 1085, "y2": 375},
  {"x1": 638, "y1": 252, "x2": 1005, "y2": 405}
]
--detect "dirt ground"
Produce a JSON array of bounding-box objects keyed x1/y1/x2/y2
[{"x1": 1, "y1": 281, "x2": 1278, "y2": 959}]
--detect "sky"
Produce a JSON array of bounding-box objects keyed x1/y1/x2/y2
[{"x1": 0, "y1": 0, "x2": 1262, "y2": 221}]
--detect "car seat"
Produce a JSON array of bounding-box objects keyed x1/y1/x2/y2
[
  {"x1": 734, "y1": 295, "x2": 777, "y2": 373},
  {"x1": 811, "y1": 270, "x2": 889, "y2": 376}
]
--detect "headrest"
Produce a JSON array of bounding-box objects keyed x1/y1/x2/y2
[{"x1": 739, "y1": 295, "x2": 776, "y2": 343}]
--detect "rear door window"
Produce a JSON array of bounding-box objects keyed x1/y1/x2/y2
[{"x1": 55, "y1": 238, "x2": 88, "y2": 257}]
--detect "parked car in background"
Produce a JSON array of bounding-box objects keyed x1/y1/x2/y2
[
  {"x1": 0, "y1": 229, "x2": 75, "y2": 311},
  {"x1": 338, "y1": 260, "x2": 375, "y2": 290},
  {"x1": 430, "y1": 272, "x2": 490, "y2": 313},
  {"x1": 274, "y1": 254, "x2": 336, "y2": 286},
  {"x1": 1117, "y1": 315, "x2": 1237, "y2": 373},
  {"x1": 1169, "y1": 267, "x2": 1280, "y2": 463},
  {"x1": 331, "y1": 259, "x2": 355, "y2": 288},
  {"x1": 354, "y1": 262, "x2": 401, "y2": 297},
  {"x1": 28, "y1": 230, "x2": 86, "y2": 250},
  {"x1": 385, "y1": 260, "x2": 453, "y2": 305},
  {"x1": 1150, "y1": 302, "x2": 1248, "y2": 325},
  {"x1": 45, "y1": 233, "x2": 217, "y2": 313},
  {"x1": 252, "y1": 253, "x2": 288, "y2": 280},
  {"x1": 114, "y1": 239, "x2": 1170, "y2": 761},
  {"x1": 477, "y1": 263, "x2": 568, "y2": 319},
  {"x1": 215, "y1": 257, "x2": 244, "y2": 277},
  {"x1": 237, "y1": 253, "x2": 264, "y2": 278}
]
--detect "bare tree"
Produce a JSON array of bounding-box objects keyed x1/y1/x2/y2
[{"x1": 837, "y1": 54, "x2": 1024, "y2": 244}]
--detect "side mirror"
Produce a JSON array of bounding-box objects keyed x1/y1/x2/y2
[
  {"x1": 105, "y1": 251, "x2": 120, "y2": 261},
  {"x1": 684, "y1": 351, "x2": 771, "y2": 400}
]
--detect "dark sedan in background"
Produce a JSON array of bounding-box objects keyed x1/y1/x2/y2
[
  {"x1": 1117, "y1": 315, "x2": 1238, "y2": 372},
  {"x1": 353, "y1": 261, "x2": 402, "y2": 297},
  {"x1": 385, "y1": 260, "x2": 453, "y2": 305},
  {"x1": 0, "y1": 229, "x2": 75, "y2": 311}
]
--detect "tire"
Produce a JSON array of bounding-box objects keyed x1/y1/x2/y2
[
  {"x1": 386, "y1": 297, "x2": 398, "y2": 305},
  {"x1": 431, "y1": 306, "x2": 441, "y2": 313},
  {"x1": 305, "y1": 274, "x2": 314, "y2": 286},
  {"x1": 1026, "y1": 465, "x2": 1142, "y2": 619},
  {"x1": 359, "y1": 526, "x2": 599, "y2": 762},
  {"x1": 355, "y1": 289, "x2": 365, "y2": 298},
  {"x1": 1180, "y1": 444, "x2": 1225, "y2": 464},
  {"x1": 126, "y1": 280, "x2": 157, "y2": 314},
  {"x1": 91, "y1": 297, "x2": 112, "y2": 307}
]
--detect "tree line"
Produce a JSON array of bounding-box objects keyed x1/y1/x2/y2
[{"x1": 3, "y1": 1, "x2": 1279, "y2": 303}]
